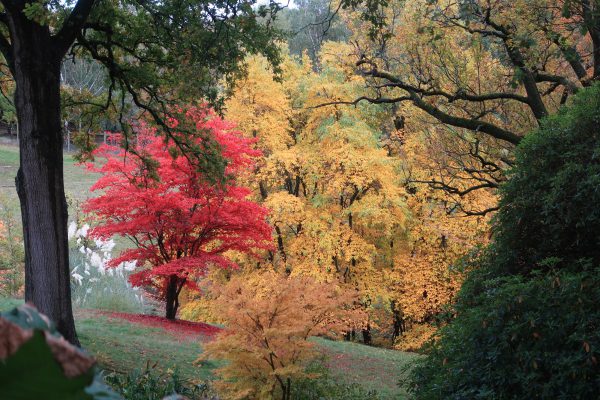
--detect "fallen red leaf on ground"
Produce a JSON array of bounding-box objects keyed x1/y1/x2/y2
[{"x1": 97, "y1": 311, "x2": 221, "y2": 339}]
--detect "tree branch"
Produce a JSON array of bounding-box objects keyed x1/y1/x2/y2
[
  {"x1": 351, "y1": 63, "x2": 523, "y2": 144},
  {"x1": 53, "y1": 0, "x2": 97, "y2": 58},
  {"x1": 409, "y1": 91, "x2": 522, "y2": 145},
  {"x1": 534, "y1": 72, "x2": 579, "y2": 93},
  {"x1": 311, "y1": 95, "x2": 411, "y2": 108},
  {"x1": 357, "y1": 61, "x2": 530, "y2": 104}
]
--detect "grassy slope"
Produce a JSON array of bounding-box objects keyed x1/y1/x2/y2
[
  {"x1": 0, "y1": 299, "x2": 417, "y2": 399},
  {"x1": 0, "y1": 299, "x2": 217, "y2": 384},
  {"x1": 315, "y1": 337, "x2": 418, "y2": 398},
  {"x1": 75, "y1": 311, "x2": 218, "y2": 383}
]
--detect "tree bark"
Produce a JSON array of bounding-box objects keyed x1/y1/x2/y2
[
  {"x1": 390, "y1": 299, "x2": 401, "y2": 343},
  {"x1": 9, "y1": 17, "x2": 78, "y2": 344},
  {"x1": 165, "y1": 274, "x2": 179, "y2": 319},
  {"x1": 362, "y1": 323, "x2": 372, "y2": 345}
]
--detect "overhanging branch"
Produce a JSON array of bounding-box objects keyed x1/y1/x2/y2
[{"x1": 53, "y1": 0, "x2": 97, "y2": 58}]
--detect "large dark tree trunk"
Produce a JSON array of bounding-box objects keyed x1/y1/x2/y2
[{"x1": 9, "y1": 16, "x2": 79, "y2": 344}]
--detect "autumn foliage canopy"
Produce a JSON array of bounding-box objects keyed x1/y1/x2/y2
[{"x1": 84, "y1": 106, "x2": 273, "y2": 318}]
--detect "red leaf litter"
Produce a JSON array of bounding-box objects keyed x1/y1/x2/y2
[{"x1": 98, "y1": 311, "x2": 221, "y2": 339}]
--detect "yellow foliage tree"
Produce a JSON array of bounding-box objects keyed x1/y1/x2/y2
[
  {"x1": 222, "y1": 46, "x2": 410, "y2": 343},
  {"x1": 382, "y1": 124, "x2": 495, "y2": 349},
  {"x1": 185, "y1": 43, "x2": 494, "y2": 350}
]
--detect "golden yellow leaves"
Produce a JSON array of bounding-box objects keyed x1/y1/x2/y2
[
  {"x1": 224, "y1": 51, "x2": 409, "y2": 293},
  {"x1": 213, "y1": 43, "x2": 494, "y2": 351},
  {"x1": 264, "y1": 192, "x2": 307, "y2": 227},
  {"x1": 225, "y1": 56, "x2": 293, "y2": 154},
  {"x1": 200, "y1": 271, "x2": 362, "y2": 399}
]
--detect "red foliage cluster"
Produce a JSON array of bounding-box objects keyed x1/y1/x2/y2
[{"x1": 83, "y1": 106, "x2": 273, "y2": 316}]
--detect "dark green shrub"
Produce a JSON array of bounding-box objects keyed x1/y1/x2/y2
[
  {"x1": 492, "y1": 84, "x2": 600, "y2": 275},
  {"x1": 407, "y1": 85, "x2": 600, "y2": 399},
  {"x1": 408, "y1": 264, "x2": 600, "y2": 399}
]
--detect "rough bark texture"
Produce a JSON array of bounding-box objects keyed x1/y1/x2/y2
[
  {"x1": 165, "y1": 275, "x2": 179, "y2": 320},
  {"x1": 9, "y1": 16, "x2": 79, "y2": 345}
]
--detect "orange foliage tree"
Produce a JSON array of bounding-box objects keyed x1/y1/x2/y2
[
  {"x1": 201, "y1": 271, "x2": 360, "y2": 400},
  {"x1": 379, "y1": 113, "x2": 495, "y2": 349}
]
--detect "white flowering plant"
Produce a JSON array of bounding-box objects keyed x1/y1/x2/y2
[{"x1": 68, "y1": 221, "x2": 146, "y2": 313}]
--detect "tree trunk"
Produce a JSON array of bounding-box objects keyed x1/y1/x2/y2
[
  {"x1": 278, "y1": 377, "x2": 291, "y2": 400},
  {"x1": 10, "y1": 19, "x2": 78, "y2": 344},
  {"x1": 165, "y1": 274, "x2": 179, "y2": 319},
  {"x1": 390, "y1": 299, "x2": 404, "y2": 345},
  {"x1": 362, "y1": 323, "x2": 372, "y2": 345}
]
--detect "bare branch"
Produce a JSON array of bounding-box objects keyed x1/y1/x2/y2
[{"x1": 311, "y1": 95, "x2": 411, "y2": 108}]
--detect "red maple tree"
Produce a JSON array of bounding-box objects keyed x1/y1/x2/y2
[{"x1": 84, "y1": 106, "x2": 273, "y2": 319}]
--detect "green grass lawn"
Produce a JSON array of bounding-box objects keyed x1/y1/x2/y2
[
  {"x1": 0, "y1": 144, "x2": 135, "y2": 252},
  {"x1": 75, "y1": 311, "x2": 218, "y2": 383},
  {"x1": 0, "y1": 144, "x2": 99, "y2": 204},
  {"x1": 0, "y1": 299, "x2": 217, "y2": 385},
  {"x1": 0, "y1": 298, "x2": 418, "y2": 399},
  {"x1": 315, "y1": 337, "x2": 418, "y2": 398}
]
